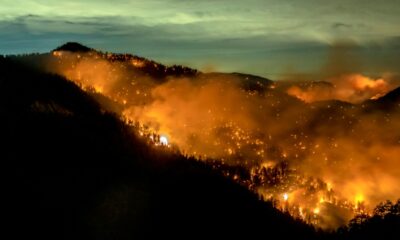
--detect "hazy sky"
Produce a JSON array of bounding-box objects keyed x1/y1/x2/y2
[{"x1": 1, "y1": 0, "x2": 399, "y2": 78}]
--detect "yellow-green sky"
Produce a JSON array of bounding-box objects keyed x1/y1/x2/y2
[{"x1": 1, "y1": 0, "x2": 399, "y2": 78}]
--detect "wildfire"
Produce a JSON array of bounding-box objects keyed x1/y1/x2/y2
[
  {"x1": 45, "y1": 48, "x2": 400, "y2": 230},
  {"x1": 355, "y1": 194, "x2": 364, "y2": 204},
  {"x1": 354, "y1": 194, "x2": 365, "y2": 210},
  {"x1": 52, "y1": 51, "x2": 63, "y2": 57},
  {"x1": 131, "y1": 59, "x2": 145, "y2": 68},
  {"x1": 160, "y1": 135, "x2": 169, "y2": 145},
  {"x1": 283, "y1": 193, "x2": 289, "y2": 201},
  {"x1": 287, "y1": 73, "x2": 394, "y2": 104},
  {"x1": 94, "y1": 85, "x2": 104, "y2": 93},
  {"x1": 313, "y1": 208, "x2": 320, "y2": 215}
]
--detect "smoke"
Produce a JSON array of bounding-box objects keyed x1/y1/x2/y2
[
  {"x1": 47, "y1": 51, "x2": 158, "y2": 107},
  {"x1": 285, "y1": 41, "x2": 399, "y2": 103},
  {"x1": 123, "y1": 76, "x2": 282, "y2": 160},
  {"x1": 43, "y1": 47, "x2": 400, "y2": 229},
  {"x1": 287, "y1": 73, "x2": 395, "y2": 103}
]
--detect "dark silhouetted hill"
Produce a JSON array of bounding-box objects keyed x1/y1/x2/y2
[
  {"x1": 201, "y1": 72, "x2": 274, "y2": 93},
  {"x1": 2, "y1": 45, "x2": 399, "y2": 240},
  {"x1": 54, "y1": 42, "x2": 93, "y2": 52},
  {"x1": 335, "y1": 200, "x2": 400, "y2": 240},
  {"x1": 376, "y1": 87, "x2": 400, "y2": 105},
  {"x1": 364, "y1": 87, "x2": 400, "y2": 112},
  {"x1": 1, "y1": 56, "x2": 316, "y2": 239}
]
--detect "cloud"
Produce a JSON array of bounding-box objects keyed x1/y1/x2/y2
[
  {"x1": 1, "y1": 0, "x2": 399, "y2": 41},
  {"x1": 1, "y1": 1, "x2": 400, "y2": 77},
  {"x1": 331, "y1": 22, "x2": 352, "y2": 30}
]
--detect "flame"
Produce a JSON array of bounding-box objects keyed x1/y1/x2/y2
[
  {"x1": 52, "y1": 51, "x2": 63, "y2": 57},
  {"x1": 94, "y1": 85, "x2": 104, "y2": 93},
  {"x1": 131, "y1": 59, "x2": 145, "y2": 68},
  {"x1": 160, "y1": 135, "x2": 169, "y2": 145},
  {"x1": 283, "y1": 193, "x2": 289, "y2": 201},
  {"x1": 355, "y1": 194, "x2": 364, "y2": 204},
  {"x1": 43, "y1": 49, "x2": 400, "y2": 229},
  {"x1": 313, "y1": 208, "x2": 320, "y2": 214}
]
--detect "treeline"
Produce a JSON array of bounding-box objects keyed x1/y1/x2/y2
[
  {"x1": 54, "y1": 42, "x2": 199, "y2": 79},
  {"x1": 1, "y1": 56, "x2": 314, "y2": 239},
  {"x1": 337, "y1": 200, "x2": 400, "y2": 240},
  {"x1": 1, "y1": 53, "x2": 399, "y2": 240}
]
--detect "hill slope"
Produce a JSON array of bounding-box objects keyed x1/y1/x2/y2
[
  {"x1": 3, "y1": 44, "x2": 399, "y2": 240},
  {"x1": 1, "y1": 56, "x2": 316, "y2": 239}
]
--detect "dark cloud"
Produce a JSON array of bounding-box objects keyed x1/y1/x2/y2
[
  {"x1": 332, "y1": 22, "x2": 352, "y2": 30},
  {"x1": 0, "y1": 7, "x2": 399, "y2": 78}
]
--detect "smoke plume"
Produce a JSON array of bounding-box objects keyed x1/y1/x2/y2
[{"x1": 43, "y1": 46, "x2": 400, "y2": 228}]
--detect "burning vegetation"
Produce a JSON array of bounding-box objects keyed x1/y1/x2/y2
[{"x1": 31, "y1": 42, "x2": 400, "y2": 230}]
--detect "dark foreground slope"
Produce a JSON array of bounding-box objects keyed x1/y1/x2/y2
[
  {"x1": 2, "y1": 50, "x2": 399, "y2": 240},
  {"x1": 0, "y1": 56, "x2": 316, "y2": 239}
]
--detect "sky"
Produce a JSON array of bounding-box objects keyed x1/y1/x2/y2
[{"x1": 1, "y1": 0, "x2": 399, "y2": 79}]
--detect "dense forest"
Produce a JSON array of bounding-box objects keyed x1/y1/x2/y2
[{"x1": 1, "y1": 48, "x2": 399, "y2": 239}]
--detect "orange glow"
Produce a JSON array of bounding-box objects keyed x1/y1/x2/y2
[
  {"x1": 52, "y1": 51, "x2": 63, "y2": 57},
  {"x1": 313, "y1": 208, "x2": 320, "y2": 214},
  {"x1": 355, "y1": 194, "x2": 364, "y2": 204},
  {"x1": 283, "y1": 193, "x2": 289, "y2": 201},
  {"x1": 94, "y1": 85, "x2": 104, "y2": 93},
  {"x1": 131, "y1": 59, "x2": 145, "y2": 68},
  {"x1": 44, "y1": 49, "x2": 400, "y2": 229},
  {"x1": 351, "y1": 74, "x2": 387, "y2": 90},
  {"x1": 160, "y1": 135, "x2": 168, "y2": 145},
  {"x1": 287, "y1": 74, "x2": 393, "y2": 104}
]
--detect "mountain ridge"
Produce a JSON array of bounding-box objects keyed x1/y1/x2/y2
[
  {"x1": 52, "y1": 42, "x2": 273, "y2": 84},
  {"x1": 1, "y1": 55, "x2": 316, "y2": 239},
  {"x1": 2, "y1": 45, "x2": 399, "y2": 239}
]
